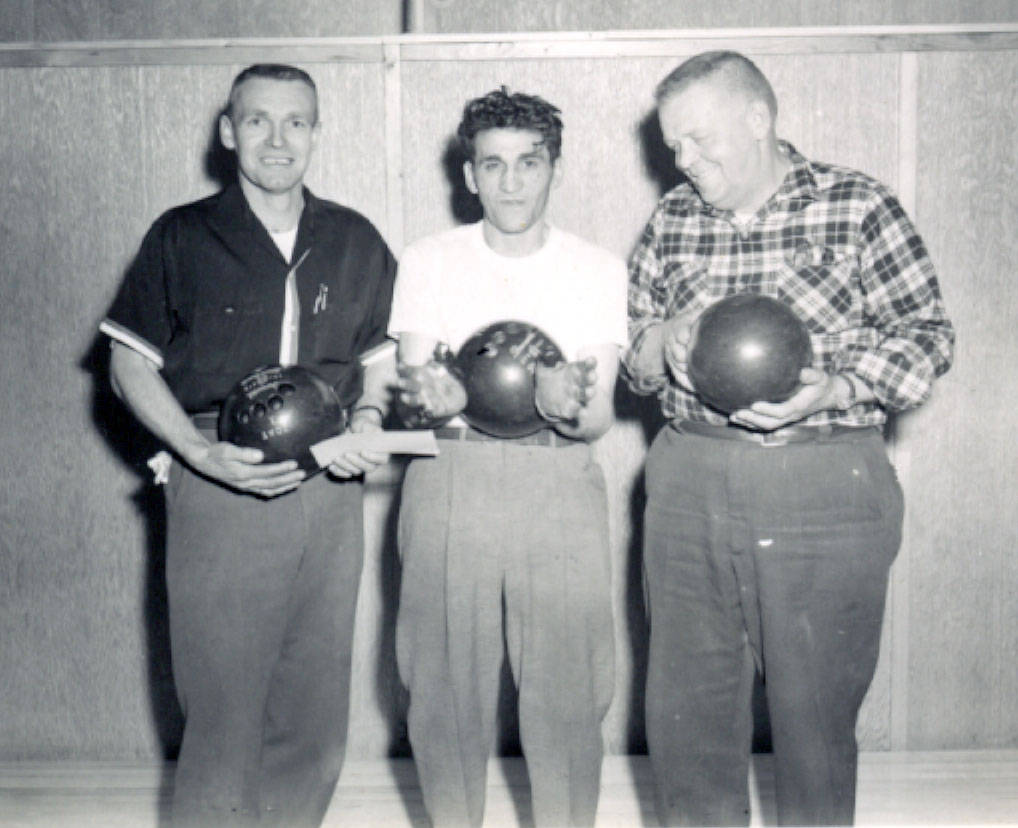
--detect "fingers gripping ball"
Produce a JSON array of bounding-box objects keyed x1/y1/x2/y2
[
  {"x1": 219, "y1": 364, "x2": 348, "y2": 473},
  {"x1": 687, "y1": 293, "x2": 813, "y2": 414},
  {"x1": 394, "y1": 344, "x2": 458, "y2": 429},
  {"x1": 454, "y1": 320, "x2": 564, "y2": 438}
]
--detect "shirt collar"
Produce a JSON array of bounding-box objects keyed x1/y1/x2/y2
[{"x1": 212, "y1": 182, "x2": 318, "y2": 263}]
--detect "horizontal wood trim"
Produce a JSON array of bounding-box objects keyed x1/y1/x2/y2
[
  {"x1": 0, "y1": 38, "x2": 387, "y2": 67},
  {"x1": 1, "y1": 24, "x2": 1016, "y2": 68}
]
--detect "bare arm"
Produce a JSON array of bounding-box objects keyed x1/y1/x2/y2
[{"x1": 326, "y1": 346, "x2": 400, "y2": 478}]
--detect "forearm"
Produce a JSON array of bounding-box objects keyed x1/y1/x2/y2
[
  {"x1": 109, "y1": 342, "x2": 210, "y2": 466},
  {"x1": 352, "y1": 346, "x2": 398, "y2": 423}
]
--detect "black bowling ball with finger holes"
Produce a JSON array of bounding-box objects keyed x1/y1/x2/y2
[
  {"x1": 687, "y1": 293, "x2": 813, "y2": 414},
  {"x1": 454, "y1": 320, "x2": 564, "y2": 438},
  {"x1": 218, "y1": 364, "x2": 347, "y2": 473}
]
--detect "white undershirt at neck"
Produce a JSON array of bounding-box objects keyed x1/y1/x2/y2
[{"x1": 269, "y1": 227, "x2": 299, "y2": 262}]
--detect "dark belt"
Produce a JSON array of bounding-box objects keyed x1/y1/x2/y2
[
  {"x1": 434, "y1": 425, "x2": 575, "y2": 448},
  {"x1": 672, "y1": 419, "x2": 877, "y2": 447}
]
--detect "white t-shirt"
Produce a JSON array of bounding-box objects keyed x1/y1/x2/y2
[{"x1": 388, "y1": 221, "x2": 628, "y2": 360}]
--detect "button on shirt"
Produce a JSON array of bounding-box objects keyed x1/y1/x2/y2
[{"x1": 622, "y1": 142, "x2": 955, "y2": 427}]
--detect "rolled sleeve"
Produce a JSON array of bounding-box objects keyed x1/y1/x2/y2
[{"x1": 100, "y1": 215, "x2": 176, "y2": 368}]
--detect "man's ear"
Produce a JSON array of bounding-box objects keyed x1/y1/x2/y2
[
  {"x1": 463, "y1": 160, "x2": 478, "y2": 194},
  {"x1": 219, "y1": 113, "x2": 236, "y2": 151},
  {"x1": 552, "y1": 157, "x2": 565, "y2": 189},
  {"x1": 746, "y1": 99, "x2": 772, "y2": 140}
]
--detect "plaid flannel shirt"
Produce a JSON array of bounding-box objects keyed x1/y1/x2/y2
[{"x1": 621, "y1": 142, "x2": 954, "y2": 427}]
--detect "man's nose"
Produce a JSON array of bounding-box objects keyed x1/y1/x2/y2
[
  {"x1": 501, "y1": 166, "x2": 521, "y2": 192},
  {"x1": 268, "y1": 122, "x2": 284, "y2": 147}
]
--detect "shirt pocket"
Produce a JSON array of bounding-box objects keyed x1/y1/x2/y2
[
  {"x1": 311, "y1": 304, "x2": 363, "y2": 364},
  {"x1": 189, "y1": 300, "x2": 265, "y2": 374},
  {"x1": 777, "y1": 242, "x2": 862, "y2": 332}
]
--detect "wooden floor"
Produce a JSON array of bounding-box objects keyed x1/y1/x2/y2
[{"x1": 1, "y1": 751, "x2": 1016, "y2": 826}]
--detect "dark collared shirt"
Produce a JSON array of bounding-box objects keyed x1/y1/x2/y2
[
  {"x1": 102, "y1": 183, "x2": 396, "y2": 412},
  {"x1": 622, "y1": 142, "x2": 954, "y2": 427}
]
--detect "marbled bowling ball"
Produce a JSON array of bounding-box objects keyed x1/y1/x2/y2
[{"x1": 454, "y1": 320, "x2": 564, "y2": 438}]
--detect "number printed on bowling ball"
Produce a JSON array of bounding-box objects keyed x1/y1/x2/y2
[{"x1": 687, "y1": 293, "x2": 813, "y2": 414}]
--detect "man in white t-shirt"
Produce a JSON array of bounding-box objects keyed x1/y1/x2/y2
[{"x1": 387, "y1": 87, "x2": 628, "y2": 827}]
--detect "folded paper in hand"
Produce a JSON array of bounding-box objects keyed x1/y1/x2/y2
[{"x1": 310, "y1": 430, "x2": 439, "y2": 467}]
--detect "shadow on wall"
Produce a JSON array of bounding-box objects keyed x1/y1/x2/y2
[
  {"x1": 80, "y1": 335, "x2": 185, "y2": 762},
  {"x1": 75, "y1": 111, "x2": 237, "y2": 764},
  {"x1": 441, "y1": 135, "x2": 484, "y2": 225},
  {"x1": 638, "y1": 108, "x2": 684, "y2": 199}
]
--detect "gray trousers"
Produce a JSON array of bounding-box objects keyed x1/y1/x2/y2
[
  {"x1": 165, "y1": 461, "x2": 364, "y2": 827},
  {"x1": 396, "y1": 439, "x2": 615, "y2": 827},
  {"x1": 644, "y1": 424, "x2": 903, "y2": 826}
]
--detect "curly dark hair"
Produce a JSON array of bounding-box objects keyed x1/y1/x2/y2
[
  {"x1": 457, "y1": 86, "x2": 564, "y2": 162},
  {"x1": 225, "y1": 63, "x2": 318, "y2": 123}
]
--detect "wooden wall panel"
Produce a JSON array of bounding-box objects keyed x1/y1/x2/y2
[
  {"x1": 0, "y1": 66, "x2": 167, "y2": 759},
  {"x1": 13, "y1": 0, "x2": 401, "y2": 41},
  {"x1": 902, "y1": 50, "x2": 1018, "y2": 749},
  {"x1": 415, "y1": 0, "x2": 1018, "y2": 33}
]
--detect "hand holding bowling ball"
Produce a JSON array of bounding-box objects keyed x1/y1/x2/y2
[
  {"x1": 219, "y1": 364, "x2": 348, "y2": 474},
  {"x1": 534, "y1": 356, "x2": 598, "y2": 423},
  {"x1": 687, "y1": 293, "x2": 813, "y2": 415},
  {"x1": 454, "y1": 320, "x2": 564, "y2": 438},
  {"x1": 660, "y1": 309, "x2": 702, "y2": 392},
  {"x1": 395, "y1": 353, "x2": 467, "y2": 429}
]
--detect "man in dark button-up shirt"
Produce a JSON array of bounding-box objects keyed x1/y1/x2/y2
[
  {"x1": 100, "y1": 64, "x2": 396, "y2": 826},
  {"x1": 623, "y1": 51, "x2": 953, "y2": 827}
]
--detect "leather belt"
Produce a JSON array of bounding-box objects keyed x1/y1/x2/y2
[
  {"x1": 434, "y1": 425, "x2": 574, "y2": 448},
  {"x1": 672, "y1": 419, "x2": 877, "y2": 447}
]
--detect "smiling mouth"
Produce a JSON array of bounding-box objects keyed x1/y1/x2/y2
[{"x1": 261, "y1": 157, "x2": 293, "y2": 166}]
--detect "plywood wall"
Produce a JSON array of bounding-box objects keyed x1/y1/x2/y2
[
  {"x1": 0, "y1": 28, "x2": 1016, "y2": 760},
  {"x1": 0, "y1": 0, "x2": 402, "y2": 41},
  {"x1": 414, "y1": 0, "x2": 1018, "y2": 32}
]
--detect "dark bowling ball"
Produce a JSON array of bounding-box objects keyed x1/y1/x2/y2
[
  {"x1": 454, "y1": 320, "x2": 564, "y2": 438},
  {"x1": 687, "y1": 293, "x2": 813, "y2": 414},
  {"x1": 219, "y1": 364, "x2": 347, "y2": 473}
]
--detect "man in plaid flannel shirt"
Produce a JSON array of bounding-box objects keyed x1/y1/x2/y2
[{"x1": 622, "y1": 51, "x2": 953, "y2": 826}]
